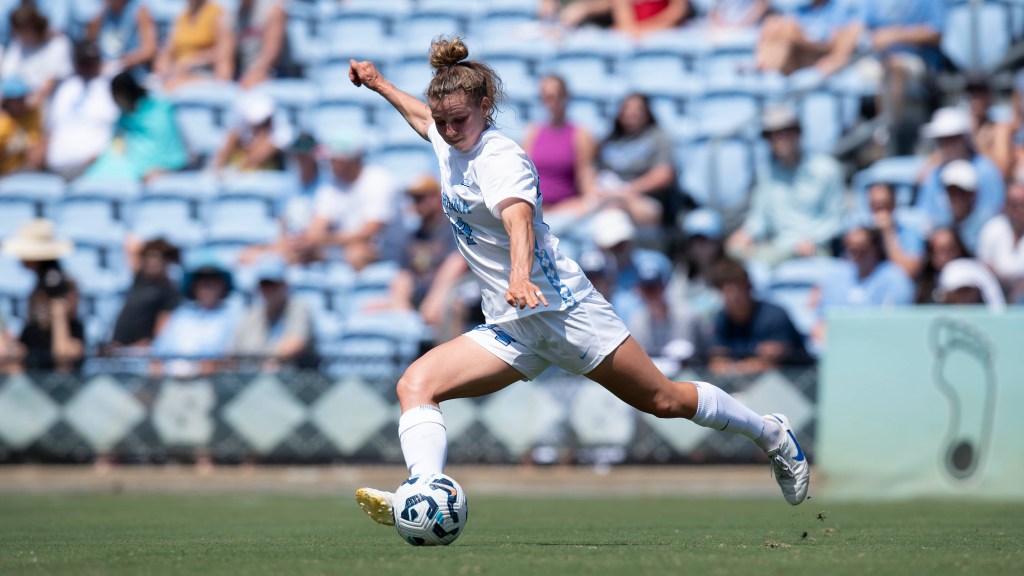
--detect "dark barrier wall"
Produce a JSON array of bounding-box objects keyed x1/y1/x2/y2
[{"x1": 0, "y1": 365, "x2": 816, "y2": 465}]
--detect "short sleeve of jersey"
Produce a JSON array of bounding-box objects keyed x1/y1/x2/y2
[{"x1": 475, "y1": 143, "x2": 539, "y2": 219}]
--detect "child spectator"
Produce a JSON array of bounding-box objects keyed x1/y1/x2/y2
[{"x1": 154, "y1": 0, "x2": 234, "y2": 91}]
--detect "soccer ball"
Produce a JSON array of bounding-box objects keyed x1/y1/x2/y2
[{"x1": 392, "y1": 473, "x2": 468, "y2": 546}]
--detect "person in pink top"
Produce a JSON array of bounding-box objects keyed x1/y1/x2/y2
[{"x1": 521, "y1": 75, "x2": 597, "y2": 219}]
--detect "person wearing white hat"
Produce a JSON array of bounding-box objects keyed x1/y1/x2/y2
[
  {"x1": 349, "y1": 37, "x2": 811, "y2": 528},
  {"x1": 937, "y1": 258, "x2": 1006, "y2": 311},
  {"x1": 1, "y1": 220, "x2": 84, "y2": 373},
  {"x1": 915, "y1": 107, "x2": 1005, "y2": 251},
  {"x1": 212, "y1": 90, "x2": 293, "y2": 171},
  {"x1": 727, "y1": 104, "x2": 844, "y2": 267},
  {"x1": 589, "y1": 208, "x2": 673, "y2": 309},
  {"x1": 299, "y1": 130, "x2": 404, "y2": 269}
]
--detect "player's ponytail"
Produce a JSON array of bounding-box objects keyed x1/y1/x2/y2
[{"x1": 426, "y1": 36, "x2": 506, "y2": 126}]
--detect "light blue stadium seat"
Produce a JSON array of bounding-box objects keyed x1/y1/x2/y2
[
  {"x1": 319, "y1": 309, "x2": 425, "y2": 379},
  {"x1": 221, "y1": 171, "x2": 297, "y2": 203},
  {"x1": 676, "y1": 137, "x2": 755, "y2": 212},
  {"x1": 252, "y1": 79, "x2": 318, "y2": 130},
  {"x1": 171, "y1": 81, "x2": 240, "y2": 154},
  {"x1": 766, "y1": 257, "x2": 846, "y2": 336},
  {"x1": 54, "y1": 197, "x2": 127, "y2": 243},
  {"x1": 68, "y1": 178, "x2": 141, "y2": 202},
  {"x1": 366, "y1": 143, "x2": 438, "y2": 190},
  {"x1": 0, "y1": 254, "x2": 35, "y2": 298},
  {"x1": 305, "y1": 104, "x2": 372, "y2": 142},
  {"x1": 565, "y1": 97, "x2": 609, "y2": 139},
  {"x1": 850, "y1": 155, "x2": 926, "y2": 217},
  {"x1": 0, "y1": 200, "x2": 37, "y2": 239},
  {"x1": 942, "y1": 1, "x2": 1013, "y2": 72},
  {"x1": 328, "y1": 11, "x2": 391, "y2": 45},
  {"x1": 798, "y1": 90, "x2": 843, "y2": 154},
  {"x1": 207, "y1": 196, "x2": 277, "y2": 232},
  {"x1": 131, "y1": 196, "x2": 206, "y2": 248},
  {"x1": 388, "y1": 57, "x2": 437, "y2": 99},
  {"x1": 145, "y1": 171, "x2": 219, "y2": 200},
  {"x1": 397, "y1": 12, "x2": 466, "y2": 53},
  {"x1": 691, "y1": 89, "x2": 761, "y2": 138},
  {"x1": 145, "y1": 0, "x2": 187, "y2": 42},
  {"x1": 0, "y1": 172, "x2": 66, "y2": 205}
]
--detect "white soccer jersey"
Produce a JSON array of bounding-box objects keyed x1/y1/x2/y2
[{"x1": 427, "y1": 123, "x2": 593, "y2": 323}]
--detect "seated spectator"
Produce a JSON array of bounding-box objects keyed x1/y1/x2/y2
[
  {"x1": 212, "y1": 91, "x2": 293, "y2": 172},
  {"x1": 589, "y1": 208, "x2": 673, "y2": 304},
  {"x1": 85, "y1": 0, "x2": 158, "y2": 74},
  {"x1": 0, "y1": 2, "x2": 72, "y2": 106},
  {"x1": 667, "y1": 208, "x2": 726, "y2": 337},
  {"x1": 591, "y1": 92, "x2": 677, "y2": 228},
  {"x1": 300, "y1": 134, "x2": 403, "y2": 270},
  {"x1": 578, "y1": 247, "x2": 617, "y2": 301},
  {"x1": 1, "y1": 220, "x2": 82, "y2": 373},
  {"x1": 819, "y1": 226, "x2": 915, "y2": 310},
  {"x1": 278, "y1": 132, "x2": 321, "y2": 238},
  {"x1": 708, "y1": 0, "x2": 769, "y2": 30},
  {"x1": 755, "y1": 0, "x2": 855, "y2": 75},
  {"x1": 151, "y1": 257, "x2": 239, "y2": 375},
  {"x1": 916, "y1": 108, "x2": 1005, "y2": 252},
  {"x1": 367, "y1": 176, "x2": 465, "y2": 339},
  {"x1": 934, "y1": 159, "x2": 998, "y2": 254},
  {"x1": 230, "y1": 255, "x2": 317, "y2": 370},
  {"x1": 829, "y1": 0, "x2": 945, "y2": 153},
  {"x1": 550, "y1": 0, "x2": 690, "y2": 37},
  {"x1": 154, "y1": 0, "x2": 234, "y2": 91},
  {"x1": 234, "y1": 0, "x2": 289, "y2": 89},
  {"x1": 108, "y1": 237, "x2": 182, "y2": 349},
  {"x1": 977, "y1": 182, "x2": 1024, "y2": 303},
  {"x1": 706, "y1": 257, "x2": 809, "y2": 376},
  {"x1": 727, "y1": 105, "x2": 843, "y2": 267},
  {"x1": 0, "y1": 76, "x2": 45, "y2": 175},
  {"x1": 521, "y1": 75, "x2": 597, "y2": 221},
  {"x1": 937, "y1": 258, "x2": 1006, "y2": 311},
  {"x1": 44, "y1": 41, "x2": 119, "y2": 179},
  {"x1": 915, "y1": 227, "x2": 970, "y2": 305},
  {"x1": 617, "y1": 249, "x2": 690, "y2": 357},
  {"x1": 84, "y1": 71, "x2": 188, "y2": 182},
  {"x1": 865, "y1": 182, "x2": 924, "y2": 277}
]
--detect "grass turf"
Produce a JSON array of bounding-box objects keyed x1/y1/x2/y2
[{"x1": 1, "y1": 494, "x2": 1022, "y2": 576}]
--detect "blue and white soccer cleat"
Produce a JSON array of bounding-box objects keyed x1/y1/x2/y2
[
  {"x1": 355, "y1": 487, "x2": 396, "y2": 526},
  {"x1": 765, "y1": 413, "x2": 810, "y2": 505}
]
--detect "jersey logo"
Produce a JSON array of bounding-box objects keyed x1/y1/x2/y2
[
  {"x1": 441, "y1": 193, "x2": 471, "y2": 215},
  {"x1": 451, "y1": 217, "x2": 476, "y2": 245}
]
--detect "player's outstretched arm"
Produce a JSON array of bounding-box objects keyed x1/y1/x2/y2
[{"x1": 349, "y1": 58, "x2": 432, "y2": 141}]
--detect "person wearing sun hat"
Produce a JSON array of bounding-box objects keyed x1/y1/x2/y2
[
  {"x1": 301, "y1": 130, "x2": 404, "y2": 269},
  {"x1": 212, "y1": 90, "x2": 294, "y2": 172},
  {"x1": 1, "y1": 220, "x2": 84, "y2": 372},
  {"x1": 0, "y1": 75, "x2": 46, "y2": 175},
  {"x1": 915, "y1": 107, "x2": 1005, "y2": 250}
]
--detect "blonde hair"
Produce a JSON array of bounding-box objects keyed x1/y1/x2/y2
[{"x1": 426, "y1": 36, "x2": 506, "y2": 126}]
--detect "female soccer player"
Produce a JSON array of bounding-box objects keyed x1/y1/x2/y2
[{"x1": 350, "y1": 37, "x2": 809, "y2": 524}]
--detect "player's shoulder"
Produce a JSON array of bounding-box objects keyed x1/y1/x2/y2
[{"x1": 477, "y1": 127, "x2": 531, "y2": 164}]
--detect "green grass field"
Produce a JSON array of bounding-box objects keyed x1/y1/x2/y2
[{"x1": 1, "y1": 494, "x2": 1022, "y2": 576}]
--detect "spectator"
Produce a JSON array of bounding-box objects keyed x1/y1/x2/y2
[
  {"x1": 706, "y1": 257, "x2": 809, "y2": 376},
  {"x1": 589, "y1": 208, "x2": 673, "y2": 303},
  {"x1": 85, "y1": 0, "x2": 158, "y2": 74},
  {"x1": 521, "y1": 74, "x2": 597, "y2": 220},
  {"x1": 0, "y1": 76, "x2": 45, "y2": 174},
  {"x1": 937, "y1": 258, "x2": 1006, "y2": 311},
  {"x1": 578, "y1": 247, "x2": 616, "y2": 301},
  {"x1": 592, "y1": 92, "x2": 677, "y2": 228},
  {"x1": 0, "y1": 2, "x2": 73, "y2": 106},
  {"x1": 234, "y1": 0, "x2": 289, "y2": 89},
  {"x1": 977, "y1": 182, "x2": 1024, "y2": 303},
  {"x1": 43, "y1": 40, "x2": 118, "y2": 179},
  {"x1": 212, "y1": 91, "x2": 293, "y2": 172},
  {"x1": 108, "y1": 237, "x2": 182, "y2": 349},
  {"x1": 819, "y1": 226, "x2": 915, "y2": 310},
  {"x1": 230, "y1": 255, "x2": 317, "y2": 370},
  {"x1": 617, "y1": 249, "x2": 689, "y2": 357},
  {"x1": 154, "y1": 0, "x2": 234, "y2": 91},
  {"x1": 709, "y1": 0, "x2": 769, "y2": 30},
  {"x1": 865, "y1": 182, "x2": 924, "y2": 277},
  {"x1": 963, "y1": 74, "x2": 1014, "y2": 179},
  {"x1": 0, "y1": 219, "x2": 83, "y2": 373},
  {"x1": 937, "y1": 159, "x2": 998, "y2": 254},
  {"x1": 727, "y1": 105, "x2": 843, "y2": 267},
  {"x1": 151, "y1": 257, "x2": 239, "y2": 375},
  {"x1": 301, "y1": 133, "x2": 404, "y2": 270},
  {"x1": 916, "y1": 108, "x2": 1005, "y2": 252},
  {"x1": 84, "y1": 71, "x2": 188, "y2": 182},
  {"x1": 830, "y1": 0, "x2": 945, "y2": 153},
  {"x1": 368, "y1": 176, "x2": 465, "y2": 336},
  {"x1": 550, "y1": 0, "x2": 690, "y2": 37},
  {"x1": 667, "y1": 208, "x2": 725, "y2": 339},
  {"x1": 915, "y1": 227, "x2": 970, "y2": 305},
  {"x1": 755, "y1": 0, "x2": 855, "y2": 75}
]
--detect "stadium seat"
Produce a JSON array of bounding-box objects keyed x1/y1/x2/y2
[
  {"x1": 144, "y1": 171, "x2": 219, "y2": 200},
  {"x1": 850, "y1": 155, "x2": 926, "y2": 216},
  {"x1": 146, "y1": 0, "x2": 187, "y2": 42},
  {"x1": 798, "y1": 90, "x2": 843, "y2": 154},
  {"x1": 171, "y1": 81, "x2": 240, "y2": 154},
  {"x1": 766, "y1": 257, "x2": 846, "y2": 336},
  {"x1": 305, "y1": 103, "x2": 372, "y2": 142},
  {"x1": 677, "y1": 137, "x2": 755, "y2": 212},
  {"x1": 366, "y1": 143, "x2": 438, "y2": 190},
  {"x1": 0, "y1": 172, "x2": 66, "y2": 207},
  {"x1": 690, "y1": 88, "x2": 761, "y2": 138},
  {"x1": 942, "y1": 1, "x2": 1013, "y2": 72},
  {"x1": 396, "y1": 11, "x2": 466, "y2": 54},
  {"x1": 220, "y1": 171, "x2": 297, "y2": 203},
  {"x1": 54, "y1": 197, "x2": 127, "y2": 243},
  {"x1": 0, "y1": 254, "x2": 35, "y2": 299},
  {"x1": 0, "y1": 200, "x2": 37, "y2": 239},
  {"x1": 131, "y1": 196, "x2": 207, "y2": 249},
  {"x1": 252, "y1": 80, "x2": 318, "y2": 132}
]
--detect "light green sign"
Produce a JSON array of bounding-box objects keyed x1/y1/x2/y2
[{"x1": 819, "y1": 307, "x2": 1024, "y2": 500}]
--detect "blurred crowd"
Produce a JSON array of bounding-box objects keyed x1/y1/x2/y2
[{"x1": 0, "y1": 0, "x2": 1022, "y2": 379}]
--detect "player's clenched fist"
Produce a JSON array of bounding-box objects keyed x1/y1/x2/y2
[{"x1": 349, "y1": 59, "x2": 383, "y2": 91}]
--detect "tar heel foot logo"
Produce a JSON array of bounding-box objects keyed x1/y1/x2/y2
[{"x1": 930, "y1": 318, "x2": 997, "y2": 482}]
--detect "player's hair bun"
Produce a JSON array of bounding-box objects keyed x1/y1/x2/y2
[{"x1": 429, "y1": 36, "x2": 469, "y2": 70}]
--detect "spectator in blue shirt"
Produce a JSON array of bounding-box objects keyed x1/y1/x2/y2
[
  {"x1": 727, "y1": 105, "x2": 844, "y2": 267},
  {"x1": 151, "y1": 259, "x2": 239, "y2": 376},
  {"x1": 916, "y1": 109, "x2": 1005, "y2": 245},
  {"x1": 865, "y1": 182, "x2": 924, "y2": 277},
  {"x1": 931, "y1": 159, "x2": 1000, "y2": 254},
  {"x1": 706, "y1": 258, "x2": 809, "y2": 376}
]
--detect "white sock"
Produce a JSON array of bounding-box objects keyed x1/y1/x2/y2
[
  {"x1": 690, "y1": 381, "x2": 781, "y2": 451},
  {"x1": 398, "y1": 405, "x2": 447, "y2": 477}
]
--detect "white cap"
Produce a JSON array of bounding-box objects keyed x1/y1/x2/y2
[
  {"x1": 922, "y1": 107, "x2": 971, "y2": 139},
  {"x1": 682, "y1": 208, "x2": 723, "y2": 239},
  {"x1": 940, "y1": 159, "x2": 978, "y2": 191},
  {"x1": 590, "y1": 209, "x2": 636, "y2": 248},
  {"x1": 760, "y1": 104, "x2": 800, "y2": 135},
  {"x1": 937, "y1": 258, "x2": 1006, "y2": 311},
  {"x1": 238, "y1": 91, "x2": 276, "y2": 125}
]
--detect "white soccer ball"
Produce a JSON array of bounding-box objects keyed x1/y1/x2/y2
[{"x1": 392, "y1": 473, "x2": 468, "y2": 546}]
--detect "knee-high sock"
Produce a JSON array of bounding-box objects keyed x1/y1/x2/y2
[
  {"x1": 398, "y1": 405, "x2": 447, "y2": 476},
  {"x1": 689, "y1": 381, "x2": 781, "y2": 452}
]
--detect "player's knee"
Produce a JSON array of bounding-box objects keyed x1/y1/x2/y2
[
  {"x1": 396, "y1": 366, "x2": 439, "y2": 405},
  {"x1": 649, "y1": 390, "x2": 683, "y2": 419}
]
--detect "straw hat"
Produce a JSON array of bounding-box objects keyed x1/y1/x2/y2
[{"x1": 1, "y1": 219, "x2": 73, "y2": 262}]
